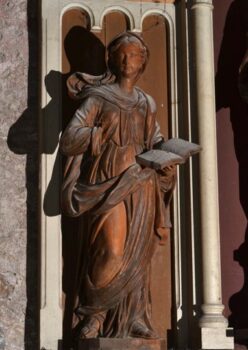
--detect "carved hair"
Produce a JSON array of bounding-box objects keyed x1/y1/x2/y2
[{"x1": 107, "y1": 32, "x2": 150, "y2": 75}]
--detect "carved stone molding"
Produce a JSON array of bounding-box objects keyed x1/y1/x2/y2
[{"x1": 128, "y1": 0, "x2": 175, "y2": 3}]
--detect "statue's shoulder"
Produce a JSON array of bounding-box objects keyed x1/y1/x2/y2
[
  {"x1": 67, "y1": 71, "x2": 115, "y2": 100},
  {"x1": 78, "y1": 85, "x2": 107, "y2": 101},
  {"x1": 136, "y1": 88, "x2": 157, "y2": 114}
]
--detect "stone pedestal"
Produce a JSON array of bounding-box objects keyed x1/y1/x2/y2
[
  {"x1": 77, "y1": 338, "x2": 166, "y2": 350},
  {"x1": 201, "y1": 328, "x2": 234, "y2": 350}
]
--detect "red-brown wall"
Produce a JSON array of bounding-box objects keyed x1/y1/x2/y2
[{"x1": 214, "y1": 0, "x2": 248, "y2": 328}]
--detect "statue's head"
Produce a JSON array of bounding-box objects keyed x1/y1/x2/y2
[{"x1": 107, "y1": 32, "x2": 149, "y2": 79}]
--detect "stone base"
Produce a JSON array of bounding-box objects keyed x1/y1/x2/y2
[
  {"x1": 201, "y1": 327, "x2": 234, "y2": 349},
  {"x1": 77, "y1": 338, "x2": 167, "y2": 350}
]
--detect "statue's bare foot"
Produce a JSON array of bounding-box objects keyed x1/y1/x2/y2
[
  {"x1": 130, "y1": 320, "x2": 158, "y2": 339},
  {"x1": 79, "y1": 316, "x2": 101, "y2": 339}
]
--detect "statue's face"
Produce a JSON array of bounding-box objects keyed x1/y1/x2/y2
[{"x1": 114, "y1": 43, "x2": 146, "y2": 79}]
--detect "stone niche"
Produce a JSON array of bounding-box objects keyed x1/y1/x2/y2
[
  {"x1": 40, "y1": 1, "x2": 178, "y2": 349},
  {"x1": 41, "y1": 1, "x2": 235, "y2": 350},
  {"x1": 61, "y1": 8, "x2": 172, "y2": 350}
]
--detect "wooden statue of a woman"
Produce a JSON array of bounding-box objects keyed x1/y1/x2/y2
[{"x1": 60, "y1": 32, "x2": 176, "y2": 340}]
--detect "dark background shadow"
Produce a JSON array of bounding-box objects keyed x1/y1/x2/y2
[
  {"x1": 215, "y1": 0, "x2": 248, "y2": 345},
  {"x1": 7, "y1": 2, "x2": 106, "y2": 347}
]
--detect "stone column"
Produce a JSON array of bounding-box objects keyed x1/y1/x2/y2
[{"x1": 190, "y1": 0, "x2": 233, "y2": 348}]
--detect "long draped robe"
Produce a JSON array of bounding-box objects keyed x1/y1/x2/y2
[{"x1": 60, "y1": 83, "x2": 176, "y2": 337}]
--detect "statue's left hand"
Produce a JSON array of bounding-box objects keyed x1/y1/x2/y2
[
  {"x1": 161, "y1": 164, "x2": 177, "y2": 176},
  {"x1": 158, "y1": 164, "x2": 177, "y2": 193}
]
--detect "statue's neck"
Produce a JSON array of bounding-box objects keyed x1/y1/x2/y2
[{"x1": 116, "y1": 77, "x2": 137, "y2": 95}]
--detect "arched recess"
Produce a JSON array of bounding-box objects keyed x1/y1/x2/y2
[
  {"x1": 139, "y1": 15, "x2": 171, "y2": 338},
  {"x1": 41, "y1": 2, "x2": 232, "y2": 349},
  {"x1": 60, "y1": 8, "x2": 172, "y2": 344},
  {"x1": 62, "y1": 8, "x2": 91, "y2": 74},
  {"x1": 40, "y1": 2, "x2": 179, "y2": 349},
  {"x1": 99, "y1": 6, "x2": 134, "y2": 31},
  {"x1": 139, "y1": 15, "x2": 170, "y2": 137}
]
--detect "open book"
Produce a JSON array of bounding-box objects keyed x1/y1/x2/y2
[{"x1": 136, "y1": 138, "x2": 201, "y2": 170}]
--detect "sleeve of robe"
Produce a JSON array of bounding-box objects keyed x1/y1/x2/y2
[
  {"x1": 60, "y1": 96, "x2": 102, "y2": 156},
  {"x1": 59, "y1": 96, "x2": 103, "y2": 215}
]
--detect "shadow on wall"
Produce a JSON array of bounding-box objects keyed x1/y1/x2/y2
[
  {"x1": 7, "y1": 3, "x2": 106, "y2": 346},
  {"x1": 215, "y1": 0, "x2": 248, "y2": 346}
]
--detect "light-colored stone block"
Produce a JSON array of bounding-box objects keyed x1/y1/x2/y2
[{"x1": 201, "y1": 327, "x2": 234, "y2": 349}]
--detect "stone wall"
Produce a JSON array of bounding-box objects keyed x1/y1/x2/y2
[{"x1": 0, "y1": 0, "x2": 39, "y2": 349}]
